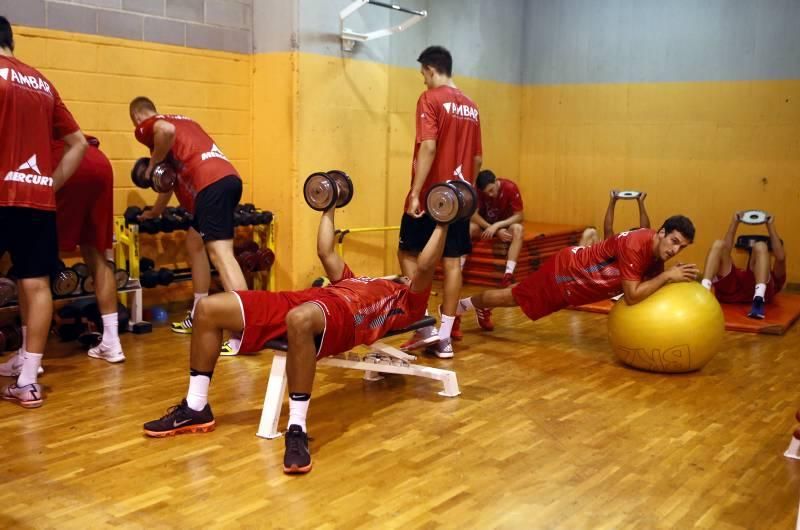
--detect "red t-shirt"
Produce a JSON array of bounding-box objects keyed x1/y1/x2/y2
[
  {"x1": 0, "y1": 56, "x2": 81, "y2": 211},
  {"x1": 52, "y1": 136, "x2": 111, "y2": 187},
  {"x1": 478, "y1": 178, "x2": 523, "y2": 223},
  {"x1": 327, "y1": 265, "x2": 431, "y2": 347},
  {"x1": 405, "y1": 85, "x2": 482, "y2": 210},
  {"x1": 555, "y1": 228, "x2": 665, "y2": 306},
  {"x1": 134, "y1": 114, "x2": 239, "y2": 212}
]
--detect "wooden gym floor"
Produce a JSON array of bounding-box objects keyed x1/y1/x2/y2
[{"x1": 2, "y1": 283, "x2": 800, "y2": 529}]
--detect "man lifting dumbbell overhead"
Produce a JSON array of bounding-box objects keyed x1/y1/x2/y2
[
  {"x1": 143, "y1": 171, "x2": 460, "y2": 476},
  {"x1": 398, "y1": 45, "x2": 483, "y2": 358},
  {"x1": 129, "y1": 96, "x2": 246, "y2": 354},
  {"x1": 701, "y1": 210, "x2": 786, "y2": 319},
  {"x1": 579, "y1": 190, "x2": 652, "y2": 247},
  {"x1": 0, "y1": 17, "x2": 88, "y2": 408}
]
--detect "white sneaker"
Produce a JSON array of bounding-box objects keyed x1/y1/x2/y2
[
  {"x1": 426, "y1": 338, "x2": 454, "y2": 359},
  {"x1": 0, "y1": 353, "x2": 44, "y2": 377},
  {"x1": 88, "y1": 342, "x2": 126, "y2": 363},
  {"x1": 2, "y1": 382, "x2": 44, "y2": 408},
  {"x1": 400, "y1": 325, "x2": 440, "y2": 350}
]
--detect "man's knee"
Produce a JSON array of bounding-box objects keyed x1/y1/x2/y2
[
  {"x1": 286, "y1": 306, "x2": 317, "y2": 334},
  {"x1": 510, "y1": 223, "x2": 524, "y2": 239},
  {"x1": 752, "y1": 241, "x2": 769, "y2": 255},
  {"x1": 711, "y1": 239, "x2": 730, "y2": 253},
  {"x1": 469, "y1": 222, "x2": 480, "y2": 239}
]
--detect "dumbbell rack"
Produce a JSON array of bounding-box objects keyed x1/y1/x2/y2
[
  {"x1": 113, "y1": 216, "x2": 148, "y2": 330},
  {"x1": 113, "y1": 215, "x2": 277, "y2": 309}
]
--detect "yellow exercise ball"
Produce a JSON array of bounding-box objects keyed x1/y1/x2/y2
[{"x1": 608, "y1": 282, "x2": 725, "y2": 373}]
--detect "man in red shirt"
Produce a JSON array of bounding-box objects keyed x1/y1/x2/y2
[
  {"x1": 458, "y1": 216, "x2": 698, "y2": 329},
  {"x1": 0, "y1": 135, "x2": 122, "y2": 377},
  {"x1": 142, "y1": 204, "x2": 448, "y2": 475},
  {"x1": 0, "y1": 16, "x2": 88, "y2": 408},
  {"x1": 129, "y1": 97, "x2": 246, "y2": 353},
  {"x1": 471, "y1": 170, "x2": 525, "y2": 287},
  {"x1": 399, "y1": 46, "x2": 482, "y2": 359},
  {"x1": 700, "y1": 211, "x2": 786, "y2": 319}
]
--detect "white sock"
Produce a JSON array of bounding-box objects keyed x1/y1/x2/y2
[
  {"x1": 457, "y1": 297, "x2": 474, "y2": 315},
  {"x1": 17, "y1": 350, "x2": 42, "y2": 387},
  {"x1": 460, "y1": 255, "x2": 467, "y2": 270},
  {"x1": 186, "y1": 374, "x2": 211, "y2": 411},
  {"x1": 101, "y1": 313, "x2": 119, "y2": 347},
  {"x1": 754, "y1": 283, "x2": 766, "y2": 299},
  {"x1": 701, "y1": 278, "x2": 713, "y2": 290},
  {"x1": 505, "y1": 261, "x2": 517, "y2": 275},
  {"x1": 439, "y1": 314, "x2": 456, "y2": 340},
  {"x1": 288, "y1": 394, "x2": 310, "y2": 432},
  {"x1": 191, "y1": 292, "x2": 208, "y2": 318}
]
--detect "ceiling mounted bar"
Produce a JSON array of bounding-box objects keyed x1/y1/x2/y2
[{"x1": 340, "y1": 0, "x2": 428, "y2": 52}]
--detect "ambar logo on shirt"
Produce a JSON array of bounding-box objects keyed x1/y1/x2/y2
[
  {"x1": 442, "y1": 101, "x2": 478, "y2": 121},
  {"x1": 0, "y1": 67, "x2": 52, "y2": 95},
  {"x1": 4, "y1": 154, "x2": 53, "y2": 187}
]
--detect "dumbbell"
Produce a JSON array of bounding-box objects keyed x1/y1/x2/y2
[
  {"x1": 256, "y1": 248, "x2": 275, "y2": 271},
  {"x1": 234, "y1": 204, "x2": 258, "y2": 226},
  {"x1": 71, "y1": 262, "x2": 95, "y2": 294},
  {"x1": 123, "y1": 206, "x2": 162, "y2": 233},
  {"x1": 131, "y1": 157, "x2": 178, "y2": 193},
  {"x1": 0, "y1": 276, "x2": 17, "y2": 306},
  {"x1": 0, "y1": 324, "x2": 22, "y2": 352},
  {"x1": 51, "y1": 260, "x2": 80, "y2": 297},
  {"x1": 425, "y1": 180, "x2": 478, "y2": 224},
  {"x1": 613, "y1": 190, "x2": 642, "y2": 200},
  {"x1": 139, "y1": 258, "x2": 175, "y2": 288},
  {"x1": 173, "y1": 207, "x2": 193, "y2": 230},
  {"x1": 253, "y1": 209, "x2": 273, "y2": 225},
  {"x1": 54, "y1": 304, "x2": 85, "y2": 341},
  {"x1": 303, "y1": 170, "x2": 354, "y2": 211},
  {"x1": 740, "y1": 209, "x2": 768, "y2": 225},
  {"x1": 234, "y1": 241, "x2": 260, "y2": 272},
  {"x1": 109, "y1": 260, "x2": 130, "y2": 290}
]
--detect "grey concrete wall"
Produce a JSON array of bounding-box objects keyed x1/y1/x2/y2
[
  {"x1": 253, "y1": 0, "x2": 297, "y2": 53},
  {"x1": 524, "y1": 0, "x2": 800, "y2": 85},
  {"x1": 293, "y1": 0, "x2": 525, "y2": 84},
  {"x1": 0, "y1": 0, "x2": 253, "y2": 53}
]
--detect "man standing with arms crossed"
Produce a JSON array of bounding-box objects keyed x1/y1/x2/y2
[
  {"x1": 0, "y1": 16, "x2": 87, "y2": 407},
  {"x1": 398, "y1": 46, "x2": 482, "y2": 358}
]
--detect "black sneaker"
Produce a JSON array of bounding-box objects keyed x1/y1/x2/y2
[
  {"x1": 143, "y1": 399, "x2": 216, "y2": 438},
  {"x1": 748, "y1": 296, "x2": 766, "y2": 320},
  {"x1": 283, "y1": 424, "x2": 312, "y2": 474}
]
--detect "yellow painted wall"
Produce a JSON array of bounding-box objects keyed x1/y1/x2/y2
[
  {"x1": 521, "y1": 81, "x2": 800, "y2": 281},
  {"x1": 252, "y1": 51, "x2": 297, "y2": 290},
  {"x1": 13, "y1": 26, "x2": 253, "y2": 216},
  {"x1": 291, "y1": 52, "x2": 523, "y2": 287}
]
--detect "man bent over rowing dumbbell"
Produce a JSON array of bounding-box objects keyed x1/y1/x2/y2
[
  {"x1": 129, "y1": 97, "x2": 246, "y2": 355},
  {"x1": 142, "y1": 176, "x2": 459, "y2": 475}
]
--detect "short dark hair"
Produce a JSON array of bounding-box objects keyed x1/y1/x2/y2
[
  {"x1": 0, "y1": 16, "x2": 14, "y2": 52},
  {"x1": 417, "y1": 46, "x2": 452, "y2": 77},
  {"x1": 129, "y1": 96, "x2": 157, "y2": 115},
  {"x1": 476, "y1": 170, "x2": 497, "y2": 190},
  {"x1": 660, "y1": 215, "x2": 695, "y2": 243}
]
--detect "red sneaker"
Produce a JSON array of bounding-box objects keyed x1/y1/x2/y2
[
  {"x1": 475, "y1": 307, "x2": 494, "y2": 331},
  {"x1": 501, "y1": 273, "x2": 514, "y2": 288}
]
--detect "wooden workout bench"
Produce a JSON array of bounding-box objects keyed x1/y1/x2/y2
[{"x1": 256, "y1": 316, "x2": 461, "y2": 439}]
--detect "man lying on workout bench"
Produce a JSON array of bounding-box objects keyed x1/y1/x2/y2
[{"x1": 142, "y1": 189, "x2": 451, "y2": 475}]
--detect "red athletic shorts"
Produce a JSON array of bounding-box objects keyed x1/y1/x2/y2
[
  {"x1": 713, "y1": 266, "x2": 785, "y2": 304},
  {"x1": 55, "y1": 145, "x2": 114, "y2": 252},
  {"x1": 235, "y1": 288, "x2": 355, "y2": 358},
  {"x1": 511, "y1": 255, "x2": 568, "y2": 321}
]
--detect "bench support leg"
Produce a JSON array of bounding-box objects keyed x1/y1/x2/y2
[{"x1": 256, "y1": 353, "x2": 287, "y2": 439}]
